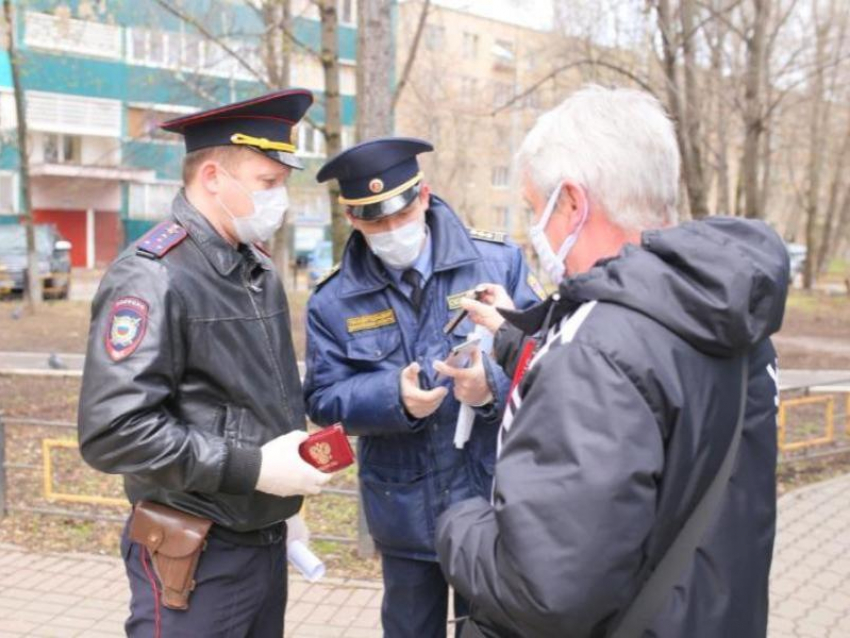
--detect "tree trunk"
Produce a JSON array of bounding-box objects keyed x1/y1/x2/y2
[
  {"x1": 742, "y1": 0, "x2": 769, "y2": 220},
  {"x1": 803, "y1": 7, "x2": 829, "y2": 290},
  {"x1": 3, "y1": 0, "x2": 41, "y2": 309},
  {"x1": 264, "y1": 1, "x2": 294, "y2": 281},
  {"x1": 356, "y1": 0, "x2": 394, "y2": 141},
  {"x1": 318, "y1": 0, "x2": 346, "y2": 263},
  {"x1": 679, "y1": 0, "x2": 709, "y2": 218}
]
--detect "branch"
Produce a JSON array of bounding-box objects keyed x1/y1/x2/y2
[
  {"x1": 152, "y1": 0, "x2": 270, "y2": 87},
  {"x1": 490, "y1": 57, "x2": 657, "y2": 116},
  {"x1": 392, "y1": 0, "x2": 431, "y2": 111}
]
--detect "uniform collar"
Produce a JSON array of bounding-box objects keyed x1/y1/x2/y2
[
  {"x1": 338, "y1": 195, "x2": 480, "y2": 297},
  {"x1": 172, "y1": 190, "x2": 252, "y2": 277}
]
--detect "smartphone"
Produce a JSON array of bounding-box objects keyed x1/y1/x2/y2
[
  {"x1": 434, "y1": 334, "x2": 482, "y2": 386},
  {"x1": 443, "y1": 284, "x2": 489, "y2": 334}
]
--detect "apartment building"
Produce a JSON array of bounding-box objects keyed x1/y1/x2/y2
[{"x1": 0, "y1": 0, "x2": 358, "y2": 268}]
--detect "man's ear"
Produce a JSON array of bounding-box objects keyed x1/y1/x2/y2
[
  {"x1": 418, "y1": 182, "x2": 431, "y2": 206},
  {"x1": 558, "y1": 181, "x2": 587, "y2": 232},
  {"x1": 199, "y1": 161, "x2": 223, "y2": 195}
]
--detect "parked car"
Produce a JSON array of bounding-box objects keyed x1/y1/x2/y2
[
  {"x1": 0, "y1": 224, "x2": 72, "y2": 299},
  {"x1": 786, "y1": 242, "x2": 807, "y2": 284},
  {"x1": 307, "y1": 239, "x2": 334, "y2": 288}
]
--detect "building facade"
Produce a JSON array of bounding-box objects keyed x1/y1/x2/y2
[{"x1": 0, "y1": 0, "x2": 358, "y2": 268}]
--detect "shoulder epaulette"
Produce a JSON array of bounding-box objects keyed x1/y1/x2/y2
[
  {"x1": 315, "y1": 263, "x2": 341, "y2": 290},
  {"x1": 468, "y1": 228, "x2": 507, "y2": 244},
  {"x1": 136, "y1": 221, "x2": 188, "y2": 259}
]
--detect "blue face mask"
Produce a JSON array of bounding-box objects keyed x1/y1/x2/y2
[{"x1": 528, "y1": 182, "x2": 589, "y2": 285}]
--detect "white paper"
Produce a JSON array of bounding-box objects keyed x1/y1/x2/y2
[
  {"x1": 454, "y1": 324, "x2": 494, "y2": 449},
  {"x1": 287, "y1": 539, "x2": 326, "y2": 582}
]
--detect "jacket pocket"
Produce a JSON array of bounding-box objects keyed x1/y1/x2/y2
[
  {"x1": 345, "y1": 330, "x2": 403, "y2": 369},
  {"x1": 360, "y1": 465, "x2": 433, "y2": 554}
]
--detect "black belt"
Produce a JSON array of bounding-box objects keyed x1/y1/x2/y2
[{"x1": 209, "y1": 521, "x2": 286, "y2": 547}]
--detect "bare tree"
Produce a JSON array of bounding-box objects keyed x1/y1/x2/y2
[
  {"x1": 2, "y1": 0, "x2": 42, "y2": 308},
  {"x1": 314, "y1": 0, "x2": 346, "y2": 261},
  {"x1": 356, "y1": 0, "x2": 394, "y2": 140}
]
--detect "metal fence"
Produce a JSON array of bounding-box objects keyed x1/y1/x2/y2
[
  {"x1": 0, "y1": 414, "x2": 374, "y2": 557},
  {"x1": 3, "y1": 375, "x2": 850, "y2": 558}
]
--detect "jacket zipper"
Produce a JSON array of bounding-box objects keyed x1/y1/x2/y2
[{"x1": 243, "y1": 267, "x2": 292, "y2": 423}]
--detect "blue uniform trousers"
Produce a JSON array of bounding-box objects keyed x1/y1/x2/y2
[
  {"x1": 381, "y1": 553, "x2": 469, "y2": 638},
  {"x1": 121, "y1": 521, "x2": 287, "y2": 637}
]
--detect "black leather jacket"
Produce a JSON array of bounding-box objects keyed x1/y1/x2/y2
[{"x1": 78, "y1": 191, "x2": 304, "y2": 532}]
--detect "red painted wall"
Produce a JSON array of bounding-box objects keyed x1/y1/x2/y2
[
  {"x1": 94, "y1": 211, "x2": 122, "y2": 267},
  {"x1": 33, "y1": 209, "x2": 87, "y2": 267},
  {"x1": 32, "y1": 209, "x2": 123, "y2": 268}
]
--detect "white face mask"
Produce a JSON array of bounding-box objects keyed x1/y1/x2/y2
[
  {"x1": 363, "y1": 216, "x2": 427, "y2": 270},
  {"x1": 529, "y1": 182, "x2": 589, "y2": 285},
  {"x1": 217, "y1": 167, "x2": 289, "y2": 243}
]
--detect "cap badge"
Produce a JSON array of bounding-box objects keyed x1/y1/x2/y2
[{"x1": 369, "y1": 178, "x2": 384, "y2": 194}]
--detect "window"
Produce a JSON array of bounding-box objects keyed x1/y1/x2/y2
[
  {"x1": 298, "y1": 123, "x2": 325, "y2": 157},
  {"x1": 43, "y1": 133, "x2": 82, "y2": 164},
  {"x1": 338, "y1": 0, "x2": 356, "y2": 25},
  {"x1": 492, "y1": 82, "x2": 513, "y2": 109},
  {"x1": 462, "y1": 32, "x2": 478, "y2": 58},
  {"x1": 460, "y1": 76, "x2": 478, "y2": 103},
  {"x1": 425, "y1": 25, "x2": 445, "y2": 51},
  {"x1": 491, "y1": 166, "x2": 509, "y2": 188},
  {"x1": 495, "y1": 206, "x2": 509, "y2": 228},
  {"x1": 0, "y1": 172, "x2": 18, "y2": 215},
  {"x1": 129, "y1": 182, "x2": 182, "y2": 221},
  {"x1": 127, "y1": 107, "x2": 186, "y2": 141},
  {"x1": 492, "y1": 39, "x2": 515, "y2": 70}
]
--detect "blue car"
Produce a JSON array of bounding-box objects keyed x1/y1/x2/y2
[{"x1": 307, "y1": 240, "x2": 333, "y2": 288}]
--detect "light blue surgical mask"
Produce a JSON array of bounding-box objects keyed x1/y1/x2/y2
[
  {"x1": 363, "y1": 216, "x2": 427, "y2": 270},
  {"x1": 529, "y1": 182, "x2": 589, "y2": 285}
]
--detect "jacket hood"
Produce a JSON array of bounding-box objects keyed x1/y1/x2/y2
[{"x1": 560, "y1": 217, "x2": 790, "y2": 357}]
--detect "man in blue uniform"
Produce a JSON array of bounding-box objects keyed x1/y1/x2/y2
[{"x1": 303, "y1": 137, "x2": 544, "y2": 638}]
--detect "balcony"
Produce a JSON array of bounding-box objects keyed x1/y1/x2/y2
[{"x1": 24, "y1": 11, "x2": 122, "y2": 61}]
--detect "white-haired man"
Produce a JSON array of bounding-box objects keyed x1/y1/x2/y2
[{"x1": 435, "y1": 85, "x2": 789, "y2": 638}]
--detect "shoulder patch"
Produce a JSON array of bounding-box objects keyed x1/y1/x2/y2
[
  {"x1": 468, "y1": 228, "x2": 507, "y2": 244},
  {"x1": 105, "y1": 296, "x2": 149, "y2": 361},
  {"x1": 136, "y1": 221, "x2": 188, "y2": 259},
  {"x1": 315, "y1": 263, "x2": 341, "y2": 290}
]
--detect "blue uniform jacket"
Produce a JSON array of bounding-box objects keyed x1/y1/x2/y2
[{"x1": 303, "y1": 195, "x2": 543, "y2": 560}]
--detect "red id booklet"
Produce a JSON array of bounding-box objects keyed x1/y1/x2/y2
[{"x1": 299, "y1": 424, "x2": 355, "y2": 473}]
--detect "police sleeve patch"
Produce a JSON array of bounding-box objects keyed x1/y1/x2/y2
[{"x1": 105, "y1": 296, "x2": 149, "y2": 361}]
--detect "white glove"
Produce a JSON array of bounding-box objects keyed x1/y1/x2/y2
[{"x1": 255, "y1": 431, "x2": 332, "y2": 498}]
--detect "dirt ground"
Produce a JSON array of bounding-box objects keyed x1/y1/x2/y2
[
  {"x1": 0, "y1": 375, "x2": 380, "y2": 579},
  {"x1": 3, "y1": 288, "x2": 850, "y2": 366}
]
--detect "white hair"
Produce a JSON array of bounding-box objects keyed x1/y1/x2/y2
[{"x1": 516, "y1": 84, "x2": 680, "y2": 230}]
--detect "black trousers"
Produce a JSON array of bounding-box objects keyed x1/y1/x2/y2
[{"x1": 121, "y1": 522, "x2": 287, "y2": 638}]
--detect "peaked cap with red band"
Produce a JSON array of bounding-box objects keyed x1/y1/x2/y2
[{"x1": 160, "y1": 89, "x2": 313, "y2": 170}]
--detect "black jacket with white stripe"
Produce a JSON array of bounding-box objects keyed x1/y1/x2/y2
[{"x1": 436, "y1": 217, "x2": 789, "y2": 638}]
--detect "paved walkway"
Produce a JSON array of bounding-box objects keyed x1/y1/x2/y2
[
  {"x1": 1, "y1": 473, "x2": 850, "y2": 637},
  {"x1": 769, "y1": 473, "x2": 850, "y2": 638},
  {"x1": 0, "y1": 545, "x2": 382, "y2": 637}
]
